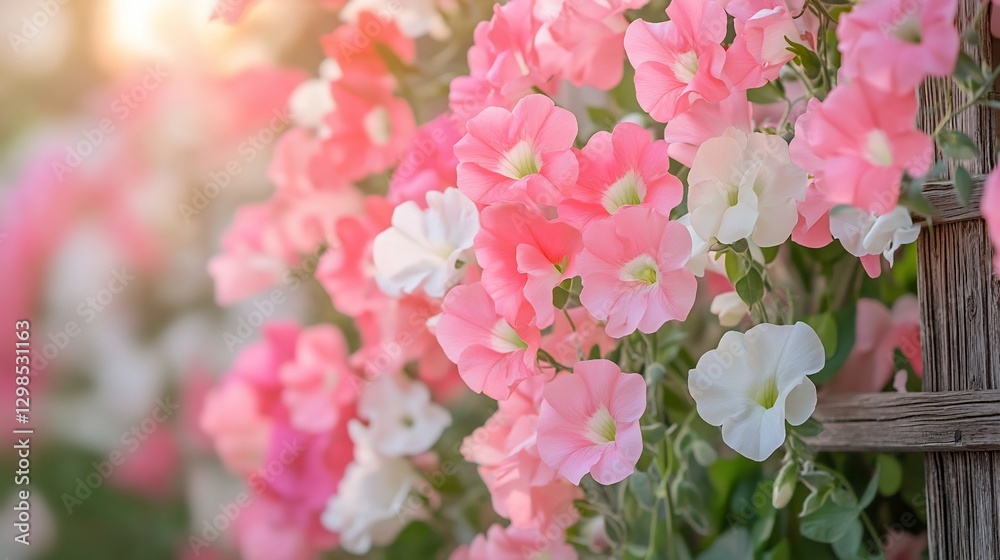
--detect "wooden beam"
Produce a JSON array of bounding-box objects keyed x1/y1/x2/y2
[
  {"x1": 804, "y1": 391, "x2": 1000, "y2": 452},
  {"x1": 913, "y1": 176, "x2": 984, "y2": 225}
]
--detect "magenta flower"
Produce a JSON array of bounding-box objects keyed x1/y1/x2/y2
[
  {"x1": 578, "y1": 207, "x2": 698, "y2": 338},
  {"x1": 537, "y1": 360, "x2": 647, "y2": 485}
]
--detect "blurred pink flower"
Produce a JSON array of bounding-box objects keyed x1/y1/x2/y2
[
  {"x1": 109, "y1": 427, "x2": 179, "y2": 500},
  {"x1": 351, "y1": 294, "x2": 440, "y2": 378},
  {"x1": 388, "y1": 115, "x2": 462, "y2": 207},
  {"x1": 838, "y1": 0, "x2": 959, "y2": 92},
  {"x1": 322, "y1": 11, "x2": 415, "y2": 83},
  {"x1": 578, "y1": 207, "x2": 697, "y2": 338},
  {"x1": 280, "y1": 325, "x2": 359, "y2": 434},
  {"x1": 476, "y1": 202, "x2": 581, "y2": 329},
  {"x1": 789, "y1": 83, "x2": 933, "y2": 214},
  {"x1": 885, "y1": 531, "x2": 928, "y2": 560},
  {"x1": 436, "y1": 283, "x2": 543, "y2": 400},
  {"x1": 559, "y1": 122, "x2": 683, "y2": 228},
  {"x1": 984, "y1": 164, "x2": 1000, "y2": 275},
  {"x1": 537, "y1": 360, "x2": 646, "y2": 484},
  {"x1": 316, "y1": 196, "x2": 394, "y2": 318},
  {"x1": 542, "y1": 307, "x2": 617, "y2": 368},
  {"x1": 455, "y1": 524, "x2": 579, "y2": 560},
  {"x1": 824, "y1": 297, "x2": 922, "y2": 394},
  {"x1": 624, "y1": 0, "x2": 731, "y2": 122},
  {"x1": 663, "y1": 92, "x2": 753, "y2": 168},
  {"x1": 455, "y1": 94, "x2": 579, "y2": 208}
]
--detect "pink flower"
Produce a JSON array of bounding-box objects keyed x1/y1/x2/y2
[
  {"x1": 723, "y1": 0, "x2": 801, "y2": 89},
  {"x1": 837, "y1": 0, "x2": 959, "y2": 92},
  {"x1": 449, "y1": 1, "x2": 555, "y2": 123},
  {"x1": 316, "y1": 196, "x2": 394, "y2": 318},
  {"x1": 537, "y1": 360, "x2": 646, "y2": 484},
  {"x1": 476, "y1": 203, "x2": 581, "y2": 328},
  {"x1": 663, "y1": 92, "x2": 753, "y2": 168},
  {"x1": 280, "y1": 325, "x2": 360, "y2": 434},
  {"x1": 457, "y1": 524, "x2": 579, "y2": 560},
  {"x1": 789, "y1": 83, "x2": 933, "y2": 214},
  {"x1": 824, "y1": 297, "x2": 922, "y2": 394},
  {"x1": 388, "y1": 115, "x2": 462, "y2": 207},
  {"x1": 322, "y1": 11, "x2": 416, "y2": 84},
  {"x1": 351, "y1": 294, "x2": 440, "y2": 378},
  {"x1": 624, "y1": 0, "x2": 731, "y2": 123},
  {"x1": 578, "y1": 207, "x2": 698, "y2": 338},
  {"x1": 984, "y1": 165, "x2": 1000, "y2": 275},
  {"x1": 436, "y1": 282, "x2": 543, "y2": 400},
  {"x1": 791, "y1": 186, "x2": 834, "y2": 248},
  {"x1": 461, "y1": 377, "x2": 582, "y2": 532},
  {"x1": 542, "y1": 307, "x2": 617, "y2": 368},
  {"x1": 455, "y1": 94, "x2": 579, "y2": 208},
  {"x1": 559, "y1": 122, "x2": 683, "y2": 228},
  {"x1": 885, "y1": 531, "x2": 928, "y2": 560}
]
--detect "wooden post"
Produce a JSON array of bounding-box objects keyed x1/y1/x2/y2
[{"x1": 917, "y1": 0, "x2": 1000, "y2": 557}]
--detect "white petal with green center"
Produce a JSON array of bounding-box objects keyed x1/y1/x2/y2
[
  {"x1": 670, "y1": 50, "x2": 699, "y2": 83},
  {"x1": 601, "y1": 169, "x2": 647, "y2": 213},
  {"x1": 364, "y1": 106, "x2": 392, "y2": 147},
  {"x1": 586, "y1": 406, "x2": 617, "y2": 444},
  {"x1": 864, "y1": 129, "x2": 893, "y2": 166},
  {"x1": 489, "y1": 319, "x2": 528, "y2": 353},
  {"x1": 620, "y1": 254, "x2": 659, "y2": 285},
  {"x1": 498, "y1": 140, "x2": 541, "y2": 179}
]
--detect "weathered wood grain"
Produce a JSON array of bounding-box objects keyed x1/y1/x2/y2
[
  {"x1": 916, "y1": 4, "x2": 1000, "y2": 554},
  {"x1": 804, "y1": 391, "x2": 1000, "y2": 452},
  {"x1": 912, "y1": 177, "x2": 984, "y2": 225}
]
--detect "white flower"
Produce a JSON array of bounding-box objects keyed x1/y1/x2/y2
[
  {"x1": 288, "y1": 59, "x2": 341, "y2": 135},
  {"x1": 830, "y1": 205, "x2": 919, "y2": 266},
  {"x1": 678, "y1": 213, "x2": 712, "y2": 276},
  {"x1": 321, "y1": 422, "x2": 424, "y2": 554},
  {"x1": 358, "y1": 375, "x2": 451, "y2": 457},
  {"x1": 373, "y1": 187, "x2": 479, "y2": 298},
  {"x1": 688, "y1": 322, "x2": 825, "y2": 461},
  {"x1": 688, "y1": 128, "x2": 807, "y2": 248},
  {"x1": 710, "y1": 291, "x2": 750, "y2": 327},
  {"x1": 341, "y1": 0, "x2": 451, "y2": 39}
]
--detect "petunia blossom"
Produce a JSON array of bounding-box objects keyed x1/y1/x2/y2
[
  {"x1": 388, "y1": 115, "x2": 462, "y2": 207},
  {"x1": 579, "y1": 207, "x2": 697, "y2": 338},
  {"x1": 372, "y1": 187, "x2": 479, "y2": 299},
  {"x1": 435, "y1": 282, "x2": 544, "y2": 400},
  {"x1": 830, "y1": 205, "x2": 920, "y2": 279},
  {"x1": 663, "y1": 92, "x2": 753, "y2": 168},
  {"x1": 837, "y1": 0, "x2": 959, "y2": 92},
  {"x1": 537, "y1": 360, "x2": 646, "y2": 485},
  {"x1": 559, "y1": 122, "x2": 683, "y2": 228},
  {"x1": 789, "y1": 83, "x2": 933, "y2": 214},
  {"x1": 688, "y1": 322, "x2": 825, "y2": 461},
  {"x1": 455, "y1": 94, "x2": 579, "y2": 208},
  {"x1": 356, "y1": 374, "x2": 451, "y2": 457},
  {"x1": 475, "y1": 202, "x2": 581, "y2": 329},
  {"x1": 688, "y1": 128, "x2": 808, "y2": 247},
  {"x1": 723, "y1": 0, "x2": 802, "y2": 90},
  {"x1": 280, "y1": 325, "x2": 359, "y2": 434},
  {"x1": 454, "y1": 524, "x2": 579, "y2": 560},
  {"x1": 624, "y1": 0, "x2": 731, "y2": 123}
]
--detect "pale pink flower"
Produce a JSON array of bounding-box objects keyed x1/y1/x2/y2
[
  {"x1": 723, "y1": 0, "x2": 801, "y2": 89},
  {"x1": 838, "y1": 0, "x2": 959, "y2": 92},
  {"x1": 537, "y1": 360, "x2": 646, "y2": 484},
  {"x1": 475, "y1": 202, "x2": 581, "y2": 328},
  {"x1": 351, "y1": 294, "x2": 440, "y2": 378},
  {"x1": 984, "y1": 165, "x2": 1000, "y2": 274},
  {"x1": 280, "y1": 325, "x2": 359, "y2": 434},
  {"x1": 322, "y1": 10, "x2": 416, "y2": 83},
  {"x1": 461, "y1": 377, "x2": 582, "y2": 533},
  {"x1": 824, "y1": 297, "x2": 922, "y2": 394},
  {"x1": 663, "y1": 92, "x2": 753, "y2": 168},
  {"x1": 830, "y1": 205, "x2": 920, "y2": 278},
  {"x1": 791, "y1": 186, "x2": 834, "y2": 248},
  {"x1": 201, "y1": 379, "x2": 274, "y2": 476},
  {"x1": 559, "y1": 122, "x2": 683, "y2": 228},
  {"x1": 457, "y1": 524, "x2": 579, "y2": 560},
  {"x1": 455, "y1": 94, "x2": 579, "y2": 208},
  {"x1": 790, "y1": 82, "x2": 933, "y2": 214},
  {"x1": 316, "y1": 196, "x2": 394, "y2": 318},
  {"x1": 579, "y1": 207, "x2": 697, "y2": 338},
  {"x1": 388, "y1": 115, "x2": 462, "y2": 207},
  {"x1": 624, "y1": 0, "x2": 731, "y2": 123},
  {"x1": 436, "y1": 282, "x2": 544, "y2": 400},
  {"x1": 542, "y1": 307, "x2": 617, "y2": 368}
]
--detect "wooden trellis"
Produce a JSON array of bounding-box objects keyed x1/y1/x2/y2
[{"x1": 804, "y1": 2, "x2": 1000, "y2": 558}]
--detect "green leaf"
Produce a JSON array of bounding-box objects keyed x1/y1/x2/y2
[
  {"x1": 761, "y1": 245, "x2": 780, "y2": 264},
  {"x1": 785, "y1": 38, "x2": 821, "y2": 79},
  {"x1": 953, "y1": 51, "x2": 986, "y2": 91},
  {"x1": 877, "y1": 454, "x2": 903, "y2": 497},
  {"x1": 831, "y1": 519, "x2": 863, "y2": 560},
  {"x1": 858, "y1": 462, "x2": 881, "y2": 509},
  {"x1": 799, "y1": 496, "x2": 859, "y2": 543},
  {"x1": 762, "y1": 540, "x2": 791, "y2": 560},
  {"x1": 630, "y1": 471, "x2": 658, "y2": 510},
  {"x1": 552, "y1": 285, "x2": 570, "y2": 309},
  {"x1": 726, "y1": 252, "x2": 748, "y2": 284},
  {"x1": 795, "y1": 417, "x2": 824, "y2": 438},
  {"x1": 811, "y1": 303, "x2": 857, "y2": 383},
  {"x1": 954, "y1": 165, "x2": 973, "y2": 206},
  {"x1": 698, "y1": 528, "x2": 753, "y2": 560},
  {"x1": 586, "y1": 106, "x2": 617, "y2": 130},
  {"x1": 938, "y1": 129, "x2": 979, "y2": 160},
  {"x1": 691, "y1": 440, "x2": 718, "y2": 467},
  {"x1": 384, "y1": 521, "x2": 443, "y2": 560},
  {"x1": 735, "y1": 268, "x2": 764, "y2": 306},
  {"x1": 804, "y1": 313, "x2": 838, "y2": 359},
  {"x1": 746, "y1": 82, "x2": 785, "y2": 104},
  {"x1": 730, "y1": 239, "x2": 749, "y2": 253}
]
